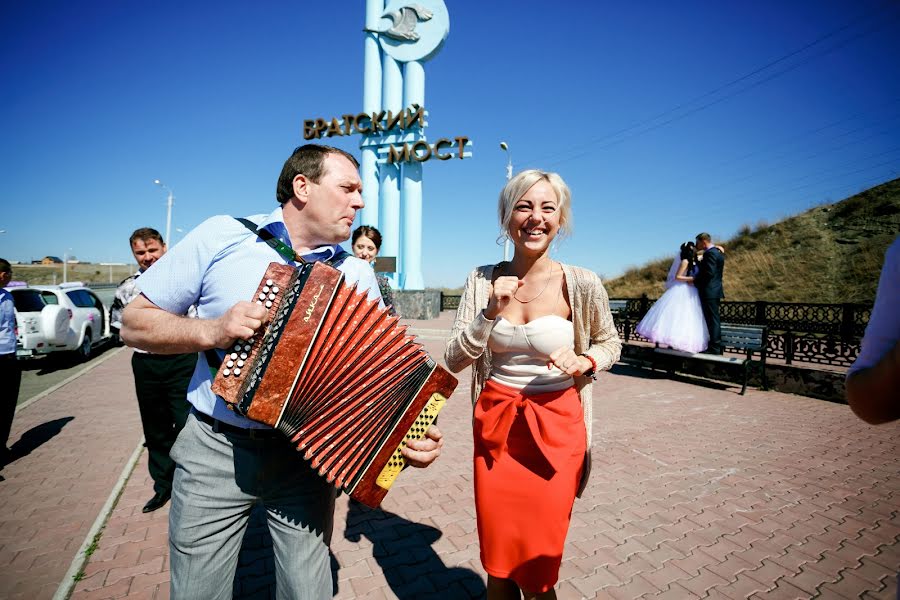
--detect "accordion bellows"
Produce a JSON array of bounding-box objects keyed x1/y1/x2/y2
[{"x1": 211, "y1": 262, "x2": 457, "y2": 507}]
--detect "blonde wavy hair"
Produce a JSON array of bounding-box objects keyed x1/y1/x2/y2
[{"x1": 497, "y1": 169, "x2": 572, "y2": 242}]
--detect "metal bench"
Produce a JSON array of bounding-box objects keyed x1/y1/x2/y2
[
  {"x1": 609, "y1": 299, "x2": 628, "y2": 318},
  {"x1": 653, "y1": 324, "x2": 767, "y2": 395}
]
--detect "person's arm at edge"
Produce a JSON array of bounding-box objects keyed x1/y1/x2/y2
[
  {"x1": 846, "y1": 341, "x2": 900, "y2": 424},
  {"x1": 122, "y1": 294, "x2": 266, "y2": 354},
  {"x1": 845, "y1": 238, "x2": 900, "y2": 424}
]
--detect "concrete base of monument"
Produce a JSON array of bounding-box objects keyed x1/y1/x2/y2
[{"x1": 392, "y1": 289, "x2": 442, "y2": 320}]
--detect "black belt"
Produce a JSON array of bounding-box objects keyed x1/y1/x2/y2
[{"x1": 193, "y1": 410, "x2": 281, "y2": 440}]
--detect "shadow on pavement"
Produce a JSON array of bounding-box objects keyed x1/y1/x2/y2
[
  {"x1": 1, "y1": 416, "x2": 75, "y2": 471},
  {"x1": 18, "y1": 339, "x2": 119, "y2": 376},
  {"x1": 611, "y1": 361, "x2": 736, "y2": 393},
  {"x1": 341, "y1": 499, "x2": 486, "y2": 599}
]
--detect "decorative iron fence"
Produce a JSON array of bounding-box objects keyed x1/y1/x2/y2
[
  {"x1": 441, "y1": 293, "x2": 869, "y2": 367},
  {"x1": 441, "y1": 294, "x2": 461, "y2": 311},
  {"x1": 613, "y1": 295, "x2": 872, "y2": 368}
]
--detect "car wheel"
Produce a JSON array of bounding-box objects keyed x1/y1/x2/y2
[{"x1": 77, "y1": 330, "x2": 92, "y2": 361}]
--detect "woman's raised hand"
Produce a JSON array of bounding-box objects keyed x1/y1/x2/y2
[
  {"x1": 484, "y1": 276, "x2": 523, "y2": 320},
  {"x1": 548, "y1": 347, "x2": 593, "y2": 376}
]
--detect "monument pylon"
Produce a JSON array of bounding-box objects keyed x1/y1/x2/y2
[{"x1": 360, "y1": 0, "x2": 450, "y2": 291}]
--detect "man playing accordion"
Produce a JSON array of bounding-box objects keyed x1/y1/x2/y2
[{"x1": 122, "y1": 144, "x2": 444, "y2": 599}]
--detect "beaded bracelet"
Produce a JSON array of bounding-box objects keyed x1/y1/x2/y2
[{"x1": 580, "y1": 353, "x2": 597, "y2": 376}]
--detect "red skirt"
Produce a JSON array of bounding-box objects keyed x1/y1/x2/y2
[{"x1": 473, "y1": 380, "x2": 586, "y2": 593}]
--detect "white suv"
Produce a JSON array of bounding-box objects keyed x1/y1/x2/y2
[{"x1": 10, "y1": 282, "x2": 111, "y2": 360}]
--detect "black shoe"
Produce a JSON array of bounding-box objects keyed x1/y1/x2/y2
[{"x1": 142, "y1": 491, "x2": 171, "y2": 513}]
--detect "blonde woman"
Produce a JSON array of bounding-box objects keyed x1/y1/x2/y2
[{"x1": 445, "y1": 170, "x2": 621, "y2": 599}]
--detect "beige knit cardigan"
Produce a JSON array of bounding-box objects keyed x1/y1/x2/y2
[{"x1": 444, "y1": 262, "x2": 622, "y2": 494}]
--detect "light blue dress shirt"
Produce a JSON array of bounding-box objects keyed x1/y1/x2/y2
[
  {"x1": 137, "y1": 207, "x2": 383, "y2": 428},
  {"x1": 848, "y1": 236, "x2": 900, "y2": 377},
  {"x1": 0, "y1": 288, "x2": 15, "y2": 356}
]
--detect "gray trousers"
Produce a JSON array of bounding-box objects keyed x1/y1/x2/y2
[{"x1": 169, "y1": 413, "x2": 336, "y2": 600}]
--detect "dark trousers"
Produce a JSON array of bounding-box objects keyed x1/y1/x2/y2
[
  {"x1": 132, "y1": 352, "x2": 197, "y2": 495},
  {"x1": 0, "y1": 353, "x2": 23, "y2": 451},
  {"x1": 700, "y1": 296, "x2": 722, "y2": 354}
]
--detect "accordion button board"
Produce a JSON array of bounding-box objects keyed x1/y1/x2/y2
[
  {"x1": 375, "y1": 391, "x2": 446, "y2": 490},
  {"x1": 210, "y1": 261, "x2": 459, "y2": 508}
]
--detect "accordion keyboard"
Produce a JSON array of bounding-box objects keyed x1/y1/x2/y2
[{"x1": 210, "y1": 261, "x2": 459, "y2": 507}]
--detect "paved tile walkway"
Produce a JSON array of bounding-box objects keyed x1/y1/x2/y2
[{"x1": 1, "y1": 324, "x2": 898, "y2": 599}]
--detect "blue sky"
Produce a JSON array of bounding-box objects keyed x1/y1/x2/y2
[{"x1": 2, "y1": 0, "x2": 898, "y2": 287}]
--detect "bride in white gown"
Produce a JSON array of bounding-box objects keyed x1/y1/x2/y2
[{"x1": 635, "y1": 242, "x2": 709, "y2": 353}]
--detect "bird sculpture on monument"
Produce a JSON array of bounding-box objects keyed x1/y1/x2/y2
[{"x1": 364, "y1": 4, "x2": 433, "y2": 41}]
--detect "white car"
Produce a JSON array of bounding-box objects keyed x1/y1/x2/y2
[{"x1": 10, "y1": 282, "x2": 111, "y2": 360}]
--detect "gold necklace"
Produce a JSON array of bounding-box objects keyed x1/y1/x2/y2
[{"x1": 512, "y1": 261, "x2": 555, "y2": 304}]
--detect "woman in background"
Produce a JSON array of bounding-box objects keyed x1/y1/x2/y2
[
  {"x1": 635, "y1": 241, "x2": 709, "y2": 353},
  {"x1": 444, "y1": 170, "x2": 621, "y2": 599},
  {"x1": 351, "y1": 225, "x2": 398, "y2": 316}
]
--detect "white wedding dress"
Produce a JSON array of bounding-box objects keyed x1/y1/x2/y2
[{"x1": 635, "y1": 257, "x2": 709, "y2": 353}]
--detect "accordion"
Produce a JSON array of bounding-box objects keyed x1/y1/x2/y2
[{"x1": 210, "y1": 261, "x2": 457, "y2": 508}]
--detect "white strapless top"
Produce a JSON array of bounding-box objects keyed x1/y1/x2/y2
[{"x1": 487, "y1": 315, "x2": 575, "y2": 393}]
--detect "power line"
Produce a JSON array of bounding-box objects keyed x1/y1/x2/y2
[
  {"x1": 664, "y1": 153, "x2": 900, "y2": 223},
  {"x1": 544, "y1": 15, "x2": 900, "y2": 169},
  {"x1": 662, "y1": 120, "x2": 900, "y2": 200},
  {"x1": 520, "y1": 2, "x2": 900, "y2": 168},
  {"x1": 754, "y1": 156, "x2": 900, "y2": 199},
  {"x1": 680, "y1": 98, "x2": 900, "y2": 178},
  {"x1": 643, "y1": 170, "x2": 899, "y2": 268}
]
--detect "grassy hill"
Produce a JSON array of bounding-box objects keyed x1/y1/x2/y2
[
  {"x1": 11, "y1": 263, "x2": 137, "y2": 286},
  {"x1": 604, "y1": 178, "x2": 900, "y2": 303}
]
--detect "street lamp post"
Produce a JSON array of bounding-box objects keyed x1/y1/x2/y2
[
  {"x1": 63, "y1": 248, "x2": 72, "y2": 283},
  {"x1": 500, "y1": 141, "x2": 513, "y2": 181},
  {"x1": 153, "y1": 179, "x2": 174, "y2": 246},
  {"x1": 100, "y1": 262, "x2": 126, "y2": 283},
  {"x1": 500, "y1": 142, "x2": 513, "y2": 261}
]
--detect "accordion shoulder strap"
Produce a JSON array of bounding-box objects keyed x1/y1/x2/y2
[
  {"x1": 204, "y1": 217, "x2": 353, "y2": 378},
  {"x1": 329, "y1": 248, "x2": 351, "y2": 267},
  {"x1": 235, "y1": 217, "x2": 300, "y2": 263},
  {"x1": 233, "y1": 217, "x2": 352, "y2": 267}
]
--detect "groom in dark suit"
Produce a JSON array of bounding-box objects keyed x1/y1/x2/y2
[{"x1": 694, "y1": 232, "x2": 725, "y2": 354}]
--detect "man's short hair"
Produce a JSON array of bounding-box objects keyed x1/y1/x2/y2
[
  {"x1": 275, "y1": 144, "x2": 360, "y2": 205},
  {"x1": 0, "y1": 258, "x2": 10, "y2": 274},
  {"x1": 130, "y1": 227, "x2": 164, "y2": 247},
  {"x1": 696, "y1": 232, "x2": 712, "y2": 243}
]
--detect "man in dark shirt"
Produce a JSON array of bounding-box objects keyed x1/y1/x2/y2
[
  {"x1": 0, "y1": 259, "x2": 21, "y2": 462},
  {"x1": 693, "y1": 232, "x2": 726, "y2": 355},
  {"x1": 113, "y1": 228, "x2": 196, "y2": 513}
]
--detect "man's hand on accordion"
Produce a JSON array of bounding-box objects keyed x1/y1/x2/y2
[
  {"x1": 209, "y1": 301, "x2": 269, "y2": 349},
  {"x1": 401, "y1": 425, "x2": 444, "y2": 468}
]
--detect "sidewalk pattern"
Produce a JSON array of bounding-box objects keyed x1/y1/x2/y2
[
  {"x1": 0, "y1": 350, "x2": 142, "y2": 600},
  {"x1": 2, "y1": 336, "x2": 898, "y2": 599}
]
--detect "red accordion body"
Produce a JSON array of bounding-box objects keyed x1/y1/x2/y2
[{"x1": 211, "y1": 261, "x2": 457, "y2": 507}]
